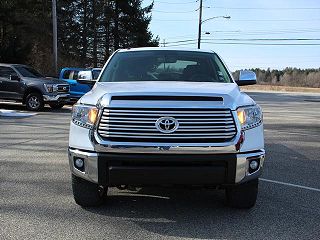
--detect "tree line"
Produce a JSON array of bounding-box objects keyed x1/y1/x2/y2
[
  {"x1": 0, "y1": 0, "x2": 158, "y2": 75},
  {"x1": 233, "y1": 67, "x2": 320, "y2": 88}
]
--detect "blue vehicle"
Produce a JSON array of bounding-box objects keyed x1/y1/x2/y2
[{"x1": 59, "y1": 68, "x2": 101, "y2": 102}]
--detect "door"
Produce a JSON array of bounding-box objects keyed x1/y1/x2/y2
[{"x1": 0, "y1": 66, "x2": 24, "y2": 100}]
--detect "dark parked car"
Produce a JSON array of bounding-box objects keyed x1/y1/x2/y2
[{"x1": 0, "y1": 64, "x2": 70, "y2": 111}]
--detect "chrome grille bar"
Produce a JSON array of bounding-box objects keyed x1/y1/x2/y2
[
  {"x1": 106, "y1": 109, "x2": 230, "y2": 114},
  {"x1": 98, "y1": 127, "x2": 236, "y2": 132},
  {"x1": 99, "y1": 123, "x2": 235, "y2": 129}
]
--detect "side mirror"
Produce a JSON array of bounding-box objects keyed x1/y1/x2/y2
[
  {"x1": 76, "y1": 79, "x2": 96, "y2": 86},
  {"x1": 10, "y1": 75, "x2": 20, "y2": 81},
  {"x1": 236, "y1": 70, "x2": 257, "y2": 86}
]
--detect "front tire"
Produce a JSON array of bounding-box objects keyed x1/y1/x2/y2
[
  {"x1": 72, "y1": 174, "x2": 106, "y2": 207},
  {"x1": 49, "y1": 102, "x2": 64, "y2": 109},
  {"x1": 25, "y1": 92, "x2": 44, "y2": 111},
  {"x1": 226, "y1": 179, "x2": 258, "y2": 209}
]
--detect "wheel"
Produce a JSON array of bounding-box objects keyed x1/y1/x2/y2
[
  {"x1": 226, "y1": 179, "x2": 258, "y2": 209},
  {"x1": 49, "y1": 102, "x2": 65, "y2": 109},
  {"x1": 25, "y1": 92, "x2": 44, "y2": 111},
  {"x1": 72, "y1": 174, "x2": 106, "y2": 207}
]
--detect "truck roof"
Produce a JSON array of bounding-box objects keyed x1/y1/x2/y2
[{"x1": 117, "y1": 47, "x2": 215, "y2": 54}]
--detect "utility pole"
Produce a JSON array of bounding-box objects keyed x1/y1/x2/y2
[
  {"x1": 197, "y1": 0, "x2": 203, "y2": 49},
  {"x1": 52, "y1": 0, "x2": 58, "y2": 74}
]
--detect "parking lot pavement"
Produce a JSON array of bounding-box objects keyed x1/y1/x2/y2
[{"x1": 0, "y1": 92, "x2": 320, "y2": 240}]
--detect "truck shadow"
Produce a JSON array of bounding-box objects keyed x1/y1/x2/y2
[{"x1": 83, "y1": 142, "x2": 320, "y2": 239}]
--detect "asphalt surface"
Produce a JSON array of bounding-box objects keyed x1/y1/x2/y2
[{"x1": 0, "y1": 91, "x2": 320, "y2": 240}]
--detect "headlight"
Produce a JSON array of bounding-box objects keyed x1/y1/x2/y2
[
  {"x1": 72, "y1": 104, "x2": 98, "y2": 129},
  {"x1": 44, "y1": 84, "x2": 58, "y2": 93},
  {"x1": 44, "y1": 84, "x2": 53, "y2": 93},
  {"x1": 237, "y1": 105, "x2": 262, "y2": 130}
]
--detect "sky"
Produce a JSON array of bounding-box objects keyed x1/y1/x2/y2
[{"x1": 142, "y1": 0, "x2": 320, "y2": 71}]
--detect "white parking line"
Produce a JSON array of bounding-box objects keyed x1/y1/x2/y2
[
  {"x1": 0, "y1": 109, "x2": 37, "y2": 118},
  {"x1": 260, "y1": 178, "x2": 320, "y2": 193}
]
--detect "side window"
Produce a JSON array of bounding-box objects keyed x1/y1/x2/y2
[
  {"x1": 0, "y1": 67, "x2": 18, "y2": 79},
  {"x1": 62, "y1": 70, "x2": 71, "y2": 79},
  {"x1": 72, "y1": 71, "x2": 79, "y2": 80}
]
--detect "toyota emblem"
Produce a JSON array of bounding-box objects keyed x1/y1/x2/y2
[{"x1": 155, "y1": 117, "x2": 179, "y2": 133}]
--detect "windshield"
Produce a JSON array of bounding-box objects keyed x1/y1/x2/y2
[
  {"x1": 99, "y1": 50, "x2": 232, "y2": 83},
  {"x1": 15, "y1": 66, "x2": 43, "y2": 78}
]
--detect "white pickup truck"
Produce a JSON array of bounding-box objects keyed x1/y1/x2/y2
[{"x1": 68, "y1": 48, "x2": 265, "y2": 208}]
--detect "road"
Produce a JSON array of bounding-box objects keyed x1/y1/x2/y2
[{"x1": 0, "y1": 91, "x2": 320, "y2": 240}]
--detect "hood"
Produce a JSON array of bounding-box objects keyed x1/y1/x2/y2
[
  {"x1": 80, "y1": 81, "x2": 255, "y2": 110},
  {"x1": 23, "y1": 77, "x2": 68, "y2": 85}
]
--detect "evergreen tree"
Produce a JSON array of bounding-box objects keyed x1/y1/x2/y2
[{"x1": 0, "y1": 0, "x2": 159, "y2": 73}]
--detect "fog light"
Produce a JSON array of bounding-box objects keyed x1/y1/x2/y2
[
  {"x1": 74, "y1": 158, "x2": 84, "y2": 171},
  {"x1": 249, "y1": 160, "x2": 259, "y2": 170}
]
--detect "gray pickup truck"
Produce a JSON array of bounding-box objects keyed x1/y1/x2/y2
[{"x1": 0, "y1": 64, "x2": 70, "y2": 111}]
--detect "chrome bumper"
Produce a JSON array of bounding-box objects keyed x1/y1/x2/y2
[
  {"x1": 68, "y1": 147, "x2": 265, "y2": 185},
  {"x1": 43, "y1": 94, "x2": 69, "y2": 101}
]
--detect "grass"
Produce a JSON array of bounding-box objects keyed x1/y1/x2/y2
[{"x1": 240, "y1": 85, "x2": 320, "y2": 93}]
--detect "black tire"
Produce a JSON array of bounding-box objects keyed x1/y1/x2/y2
[
  {"x1": 49, "y1": 102, "x2": 65, "y2": 109},
  {"x1": 226, "y1": 179, "x2": 258, "y2": 209},
  {"x1": 25, "y1": 92, "x2": 44, "y2": 111},
  {"x1": 72, "y1": 174, "x2": 106, "y2": 207}
]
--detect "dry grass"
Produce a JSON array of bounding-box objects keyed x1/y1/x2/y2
[{"x1": 240, "y1": 85, "x2": 320, "y2": 93}]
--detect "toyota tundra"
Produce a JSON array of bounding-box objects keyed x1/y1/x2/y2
[{"x1": 68, "y1": 48, "x2": 265, "y2": 208}]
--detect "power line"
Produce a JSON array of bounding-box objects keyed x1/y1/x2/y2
[
  {"x1": 153, "y1": 0, "x2": 197, "y2": 4},
  {"x1": 207, "y1": 32, "x2": 320, "y2": 37},
  {"x1": 204, "y1": 29, "x2": 320, "y2": 34},
  {"x1": 152, "y1": 19, "x2": 196, "y2": 21},
  {"x1": 233, "y1": 19, "x2": 320, "y2": 22},
  {"x1": 213, "y1": 6, "x2": 320, "y2": 10},
  {"x1": 200, "y1": 29, "x2": 320, "y2": 37},
  {"x1": 204, "y1": 42, "x2": 320, "y2": 46},
  {"x1": 153, "y1": 9, "x2": 196, "y2": 13},
  {"x1": 152, "y1": 18, "x2": 320, "y2": 22},
  {"x1": 165, "y1": 34, "x2": 198, "y2": 39},
  {"x1": 165, "y1": 38, "x2": 320, "y2": 45},
  {"x1": 207, "y1": 38, "x2": 320, "y2": 41},
  {"x1": 166, "y1": 42, "x2": 320, "y2": 47}
]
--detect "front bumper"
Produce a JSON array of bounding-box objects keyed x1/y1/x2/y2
[
  {"x1": 69, "y1": 93, "x2": 83, "y2": 103},
  {"x1": 68, "y1": 148, "x2": 265, "y2": 186},
  {"x1": 43, "y1": 94, "x2": 69, "y2": 102}
]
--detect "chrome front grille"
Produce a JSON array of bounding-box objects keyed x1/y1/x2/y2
[{"x1": 97, "y1": 108, "x2": 237, "y2": 143}]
